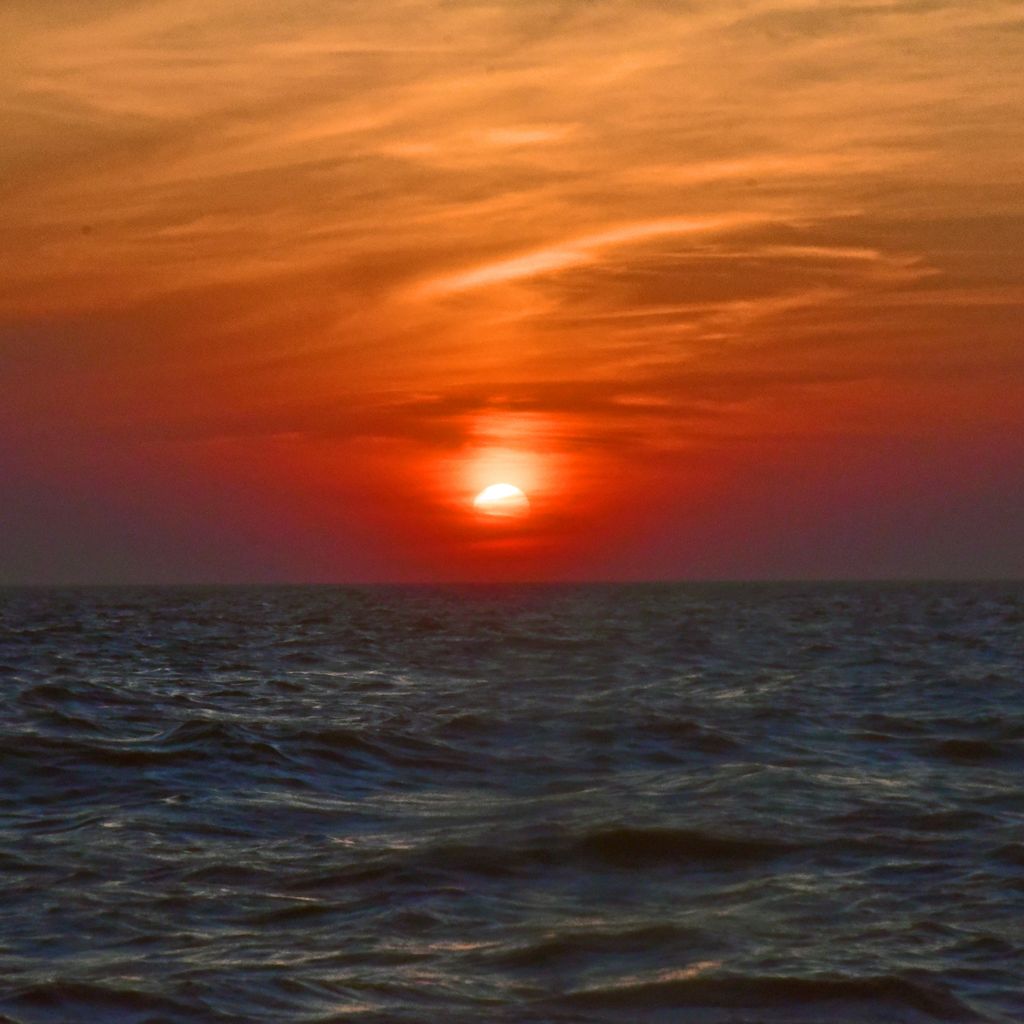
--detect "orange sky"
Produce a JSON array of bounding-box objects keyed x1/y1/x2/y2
[{"x1": 2, "y1": 0, "x2": 1023, "y2": 581}]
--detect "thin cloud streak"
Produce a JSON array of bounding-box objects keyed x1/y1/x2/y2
[{"x1": 412, "y1": 214, "x2": 774, "y2": 297}]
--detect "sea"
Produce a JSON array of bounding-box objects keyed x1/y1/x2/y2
[{"x1": 1, "y1": 583, "x2": 1022, "y2": 1023}]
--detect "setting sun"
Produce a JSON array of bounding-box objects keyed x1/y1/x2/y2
[{"x1": 472, "y1": 483, "x2": 531, "y2": 518}]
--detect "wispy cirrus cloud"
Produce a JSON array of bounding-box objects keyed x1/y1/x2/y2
[{"x1": 412, "y1": 213, "x2": 775, "y2": 297}]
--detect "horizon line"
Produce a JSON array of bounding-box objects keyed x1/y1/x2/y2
[{"x1": 2, "y1": 577, "x2": 1022, "y2": 589}]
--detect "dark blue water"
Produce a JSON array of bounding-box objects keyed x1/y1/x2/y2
[{"x1": 1, "y1": 583, "x2": 1022, "y2": 1023}]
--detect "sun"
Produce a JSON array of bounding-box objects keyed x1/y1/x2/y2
[{"x1": 472, "y1": 483, "x2": 530, "y2": 518}]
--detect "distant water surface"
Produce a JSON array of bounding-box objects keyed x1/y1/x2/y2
[{"x1": 1, "y1": 583, "x2": 1022, "y2": 1023}]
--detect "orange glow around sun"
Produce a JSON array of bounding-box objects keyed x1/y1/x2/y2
[{"x1": 448, "y1": 412, "x2": 558, "y2": 523}]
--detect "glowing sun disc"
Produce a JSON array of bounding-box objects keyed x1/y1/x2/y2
[{"x1": 473, "y1": 483, "x2": 530, "y2": 517}]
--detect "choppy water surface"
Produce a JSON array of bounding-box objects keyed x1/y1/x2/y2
[{"x1": 1, "y1": 583, "x2": 1023, "y2": 1023}]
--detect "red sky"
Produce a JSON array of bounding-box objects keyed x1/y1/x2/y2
[{"x1": 2, "y1": 0, "x2": 1023, "y2": 582}]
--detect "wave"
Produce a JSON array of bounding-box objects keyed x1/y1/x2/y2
[
  {"x1": 553, "y1": 971, "x2": 984, "y2": 1020},
  {"x1": 1, "y1": 719, "x2": 280, "y2": 770},
  {"x1": 264, "y1": 826, "x2": 802, "y2": 894},
  {"x1": 417, "y1": 826, "x2": 798, "y2": 879},
  {"x1": 1, "y1": 717, "x2": 476, "y2": 777},
  {"x1": 639, "y1": 718, "x2": 742, "y2": 754},
  {"x1": 928, "y1": 738, "x2": 1017, "y2": 763},
  {"x1": 991, "y1": 843, "x2": 1024, "y2": 867},
  {"x1": 5, "y1": 980, "x2": 190, "y2": 1021},
  {"x1": 283, "y1": 724, "x2": 475, "y2": 773},
  {"x1": 570, "y1": 826, "x2": 797, "y2": 866},
  {"x1": 489, "y1": 923, "x2": 699, "y2": 968}
]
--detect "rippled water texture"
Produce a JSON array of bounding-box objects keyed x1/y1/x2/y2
[{"x1": 1, "y1": 583, "x2": 1023, "y2": 1023}]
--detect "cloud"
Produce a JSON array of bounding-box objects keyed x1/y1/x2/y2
[{"x1": 412, "y1": 213, "x2": 778, "y2": 297}]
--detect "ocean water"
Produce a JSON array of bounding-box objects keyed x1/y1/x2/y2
[{"x1": 1, "y1": 583, "x2": 1022, "y2": 1024}]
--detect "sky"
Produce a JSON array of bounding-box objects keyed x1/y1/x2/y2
[{"x1": 1, "y1": 0, "x2": 1022, "y2": 583}]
